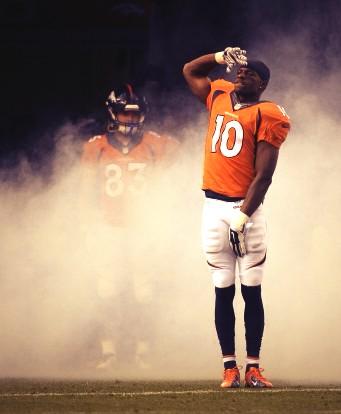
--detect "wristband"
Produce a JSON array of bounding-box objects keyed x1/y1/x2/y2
[{"x1": 214, "y1": 51, "x2": 225, "y2": 64}]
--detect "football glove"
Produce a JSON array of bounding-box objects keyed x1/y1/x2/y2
[
  {"x1": 229, "y1": 210, "x2": 249, "y2": 257},
  {"x1": 215, "y1": 47, "x2": 247, "y2": 73}
]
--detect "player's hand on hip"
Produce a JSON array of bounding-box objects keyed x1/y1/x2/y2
[
  {"x1": 215, "y1": 47, "x2": 247, "y2": 73},
  {"x1": 229, "y1": 210, "x2": 249, "y2": 257}
]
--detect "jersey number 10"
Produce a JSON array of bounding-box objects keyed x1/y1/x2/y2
[{"x1": 211, "y1": 116, "x2": 243, "y2": 158}]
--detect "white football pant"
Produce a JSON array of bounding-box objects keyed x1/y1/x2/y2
[{"x1": 202, "y1": 198, "x2": 267, "y2": 287}]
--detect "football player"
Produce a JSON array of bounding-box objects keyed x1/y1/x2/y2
[
  {"x1": 81, "y1": 83, "x2": 178, "y2": 226},
  {"x1": 183, "y1": 47, "x2": 290, "y2": 388},
  {"x1": 80, "y1": 84, "x2": 178, "y2": 370}
]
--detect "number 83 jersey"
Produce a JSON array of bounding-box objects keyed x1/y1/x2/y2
[
  {"x1": 81, "y1": 131, "x2": 178, "y2": 226},
  {"x1": 203, "y1": 79, "x2": 291, "y2": 198}
]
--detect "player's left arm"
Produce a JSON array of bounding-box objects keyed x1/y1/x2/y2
[
  {"x1": 240, "y1": 141, "x2": 279, "y2": 217},
  {"x1": 229, "y1": 142, "x2": 278, "y2": 257},
  {"x1": 229, "y1": 105, "x2": 290, "y2": 257},
  {"x1": 241, "y1": 104, "x2": 290, "y2": 216}
]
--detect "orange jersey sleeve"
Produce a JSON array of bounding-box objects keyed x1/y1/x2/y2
[
  {"x1": 256, "y1": 102, "x2": 291, "y2": 148},
  {"x1": 206, "y1": 79, "x2": 234, "y2": 111},
  {"x1": 142, "y1": 130, "x2": 180, "y2": 162},
  {"x1": 81, "y1": 135, "x2": 106, "y2": 166}
]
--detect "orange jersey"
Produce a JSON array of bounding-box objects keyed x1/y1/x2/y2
[
  {"x1": 203, "y1": 79, "x2": 291, "y2": 197},
  {"x1": 81, "y1": 131, "x2": 178, "y2": 226}
]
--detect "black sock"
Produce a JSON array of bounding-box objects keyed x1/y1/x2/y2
[
  {"x1": 241, "y1": 284, "x2": 264, "y2": 357},
  {"x1": 215, "y1": 285, "x2": 236, "y2": 356},
  {"x1": 224, "y1": 360, "x2": 237, "y2": 370}
]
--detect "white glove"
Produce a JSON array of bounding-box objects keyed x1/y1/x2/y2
[
  {"x1": 215, "y1": 47, "x2": 247, "y2": 73},
  {"x1": 229, "y1": 210, "x2": 249, "y2": 257}
]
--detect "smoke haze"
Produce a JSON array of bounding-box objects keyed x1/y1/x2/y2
[{"x1": 1, "y1": 29, "x2": 341, "y2": 384}]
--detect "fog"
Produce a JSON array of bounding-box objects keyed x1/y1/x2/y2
[
  {"x1": 0, "y1": 31, "x2": 340, "y2": 384},
  {"x1": 246, "y1": 27, "x2": 341, "y2": 383}
]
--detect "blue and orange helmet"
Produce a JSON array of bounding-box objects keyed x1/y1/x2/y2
[{"x1": 106, "y1": 84, "x2": 148, "y2": 138}]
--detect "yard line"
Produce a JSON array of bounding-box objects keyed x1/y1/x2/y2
[{"x1": 0, "y1": 388, "x2": 341, "y2": 397}]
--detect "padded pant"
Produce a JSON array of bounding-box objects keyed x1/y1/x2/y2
[{"x1": 202, "y1": 198, "x2": 267, "y2": 287}]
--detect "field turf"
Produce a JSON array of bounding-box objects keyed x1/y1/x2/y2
[{"x1": 0, "y1": 379, "x2": 341, "y2": 413}]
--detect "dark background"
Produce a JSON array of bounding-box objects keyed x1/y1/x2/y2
[{"x1": 0, "y1": 0, "x2": 340, "y2": 167}]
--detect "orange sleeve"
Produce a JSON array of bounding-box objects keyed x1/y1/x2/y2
[
  {"x1": 206, "y1": 81, "x2": 214, "y2": 111},
  {"x1": 79, "y1": 136, "x2": 104, "y2": 196},
  {"x1": 144, "y1": 131, "x2": 180, "y2": 161},
  {"x1": 81, "y1": 135, "x2": 104, "y2": 166},
  {"x1": 206, "y1": 79, "x2": 234, "y2": 111},
  {"x1": 257, "y1": 104, "x2": 291, "y2": 148},
  {"x1": 159, "y1": 134, "x2": 180, "y2": 159}
]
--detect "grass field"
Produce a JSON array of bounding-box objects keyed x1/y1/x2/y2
[{"x1": 1, "y1": 379, "x2": 341, "y2": 413}]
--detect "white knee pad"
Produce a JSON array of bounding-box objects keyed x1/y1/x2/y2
[
  {"x1": 239, "y1": 254, "x2": 266, "y2": 286},
  {"x1": 239, "y1": 265, "x2": 264, "y2": 286},
  {"x1": 210, "y1": 267, "x2": 235, "y2": 288}
]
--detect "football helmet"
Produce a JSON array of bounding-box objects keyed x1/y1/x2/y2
[{"x1": 106, "y1": 84, "x2": 148, "y2": 139}]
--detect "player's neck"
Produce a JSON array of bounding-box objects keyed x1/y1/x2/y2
[
  {"x1": 236, "y1": 92, "x2": 261, "y2": 104},
  {"x1": 113, "y1": 132, "x2": 132, "y2": 146}
]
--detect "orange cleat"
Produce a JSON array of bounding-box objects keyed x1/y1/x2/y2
[
  {"x1": 245, "y1": 367, "x2": 273, "y2": 388},
  {"x1": 220, "y1": 366, "x2": 241, "y2": 388}
]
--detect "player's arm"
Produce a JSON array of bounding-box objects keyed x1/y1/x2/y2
[
  {"x1": 229, "y1": 105, "x2": 290, "y2": 257},
  {"x1": 182, "y1": 54, "x2": 217, "y2": 104},
  {"x1": 241, "y1": 141, "x2": 279, "y2": 217},
  {"x1": 80, "y1": 142, "x2": 99, "y2": 197},
  {"x1": 229, "y1": 141, "x2": 278, "y2": 258},
  {"x1": 183, "y1": 47, "x2": 247, "y2": 104},
  {"x1": 78, "y1": 139, "x2": 102, "y2": 232}
]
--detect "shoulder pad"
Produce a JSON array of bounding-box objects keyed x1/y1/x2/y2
[
  {"x1": 88, "y1": 135, "x2": 103, "y2": 143},
  {"x1": 146, "y1": 130, "x2": 161, "y2": 138},
  {"x1": 259, "y1": 102, "x2": 290, "y2": 121},
  {"x1": 146, "y1": 131, "x2": 178, "y2": 143},
  {"x1": 210, "y1": 79, "x2": 234, "y2": 92},
  {"x1": 256, "y1": 102, "x2": 291, "y2": 148}
]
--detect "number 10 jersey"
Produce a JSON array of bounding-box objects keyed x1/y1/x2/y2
[{"x1": 203, "y1": 79, "x2": 291, "y2": 198}]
